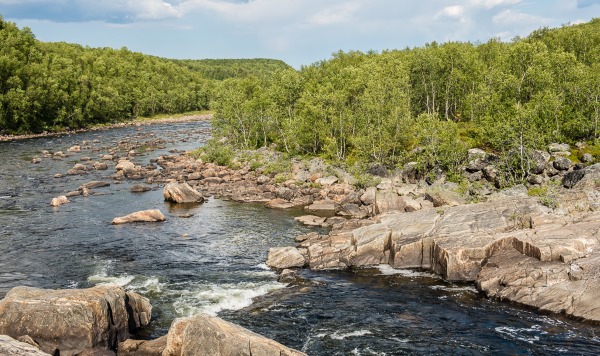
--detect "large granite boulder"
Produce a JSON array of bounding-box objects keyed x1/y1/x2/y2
[
  {"x1": 374, "y1": 191, "x2": 406, "y2": 215},
  {"x1": 162, "y1": 314, "x2": 305, "y2": 356},
  {"x1": 163, "y1": 182, "x2": 204, "y2": 204},
  {"x1": 0, "y1": 286, "x2": 151, "y2": 355},
  {"x1": 424, "y1": 189, "x2": 466, "y2": 207},
  {"x1": 112, "y1": 209, "x2": 165, "y2": 224},
  {"x1": 266, "y1": 247, "x2": 306, "y2": 269}
]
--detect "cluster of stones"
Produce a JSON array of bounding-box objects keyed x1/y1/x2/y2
[{"x1": 462, "y1": 143, "x2": 593, "y2": 188}]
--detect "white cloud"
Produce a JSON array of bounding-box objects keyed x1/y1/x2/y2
[
  {"x1": 127, "y1": 0, "x2": 182, "y2": 20},
  {"x1": 438, "y1": 5, "x2": 465, "y2": 18},
  {"x1": 470, "y1": 0, "x2": 521, "y2": 9},
  {"x1": 492, "y1": 9, "x2": 551, "y2": 25}
]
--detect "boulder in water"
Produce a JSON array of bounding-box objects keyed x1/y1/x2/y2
[
  {"x1": 163, "y1": 183, "x2": 204, "y2": 204},
  {"x1": 112, "y1": 209, "x2": 165, "y2": 224},
  {"x1": 115, "y1": 160, "x2": 135, "y2": 173},
  {"x1": 50, "y1": 195, "x2": 69, "y2": 207}
]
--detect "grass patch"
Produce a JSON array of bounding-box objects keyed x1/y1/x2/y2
[
  {"x1": 262, "y1": 158, "x2": 292, "y2": 176},
  {"x1": 527, "y1": 183, "x2": 560, "y2": 209},
  {"x1": 189, "y1": 140, "x2": 234, "y2": 166}
]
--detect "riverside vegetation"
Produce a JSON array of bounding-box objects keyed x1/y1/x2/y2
[{"x1": 209, "y1": 18, "x2": 599, "y2": 187}]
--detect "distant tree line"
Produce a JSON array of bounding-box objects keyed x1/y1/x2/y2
[
  {"x1": 0, "y1": 16, "x2": 289, "y2": 134},
  {"x1": 211, "y1": 19, "x2": 599, "y2": 184},
  {"x1": 171, "y1": 58, "x2": 291, "y2": 81}
]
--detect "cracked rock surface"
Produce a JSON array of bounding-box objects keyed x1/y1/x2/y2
[{"x1": 285, "y1": 190, "x2": 600, "y2": 322}]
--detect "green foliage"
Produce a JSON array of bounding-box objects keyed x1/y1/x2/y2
[
  {"x1": 191, "y1": 140, "x2": 234, "y2": 166},
  {"x1": 208, "y1": 19, "x2": 599, "y2": 184},
  {"x1": 0, "y1": 18, "x2": 291, "y2": 135},
  {"x1": 527, "y1": 183, "x2": 560, "y2": 209},
  {"x1": 171, "y1": 58, "x2": 292, "y2": 80},
  {"x1": 262, "y1": 157, "x2": 292, "y2": 176},
  {"x1": 348, "y1": 163, "x2": 381, "y2": 189},
  {"x1": 412, "y1": 113, "x2": 468, "y2": 182}
]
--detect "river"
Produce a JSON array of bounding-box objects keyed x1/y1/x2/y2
[{"x1": 1, "y1": 121, "x2": 599, "y2": 355}]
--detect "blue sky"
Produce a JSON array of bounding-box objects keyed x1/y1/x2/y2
[{"x1": 1, "y1": 0, "x2": 599, "y2": 68}]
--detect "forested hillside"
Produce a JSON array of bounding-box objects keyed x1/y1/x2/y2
[
  {"x1": 0, "y1": 16, "x2": 287, "y2": 134},
  {"x1": 211, "y1": 19, "x2": 599, "y2": 185},
  {"x1": 171, "y1": 58, "x2": 291, "y2": 80}
]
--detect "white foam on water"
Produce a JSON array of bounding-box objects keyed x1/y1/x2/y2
[
  {"x1": 429, "y1": 285, "x2": 479, "y2": 293},
  {"x1": 350, "y1": 348, "x2": 387, "y2": 356},
  {"x1": 88, "y1": 273, "x2": 135, "y2": 287},
  {"x1": 376, "y1": 265, "x2": 439, "y2": 279},
  {"x1": 65, "y1": 280, "x2": 79, "y2": 289},
  {"x1": 172, "y1": 281, "x2": 285, "y2": 316},
  {"x1": 494, "y1": 326, "x2": 545, "y2": 344},
  {"x1": 255, "y1": 263, "x2": 270, "y2": 271},
  {"x1": 87, "y1": 260, "x2": 164, "y2": 292},
  {"x1": 128, "y1": 277, "x2": 165, "y2": 294},
  {"x1": 330, "y1": 330, "x2": 373, "y2": 340}
]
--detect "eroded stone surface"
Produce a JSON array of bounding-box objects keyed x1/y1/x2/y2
[
  {"x1": 266, "y1": 247, "x2": 306, "y2": 269},
  {"x1": 0, "y1": 286, "x2": 151, "y2": 356},
  {"x1": 162, "y1": 314, "x2": 306, "y2": 356},
  {"x1": 0, "y1": 335, "x2": 50, "y2": 355},
  {"x1": 284, "y1": 189, "x2": 600, "y2": 322},
  {"x1": 477, "y1": 247, "x2": 600, "y2": 322}
]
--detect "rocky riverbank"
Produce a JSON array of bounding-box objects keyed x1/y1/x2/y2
[
  {"x1": 266, "y1": 164, "x2": 600, "y2": 324},
  {"x1": 16, "y1": 130, "x2": 599, "y2": 353}
]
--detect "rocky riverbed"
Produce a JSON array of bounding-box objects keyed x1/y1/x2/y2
[{"x1": 2, "y1": 120, "x2": 600, "y2": 354}]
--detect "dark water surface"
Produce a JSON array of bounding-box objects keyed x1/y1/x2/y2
[{"x1": 1, "y1": 122, "x2": 600, "y2": 355}]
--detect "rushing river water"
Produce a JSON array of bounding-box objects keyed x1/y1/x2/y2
[{"x1": 1, "y1": 121, "x2": 600, "y2": 355}]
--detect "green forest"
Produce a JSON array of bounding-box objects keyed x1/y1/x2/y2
[
  {"x1": 171, "y1": 58, "x2": 291, "y2": 80},
  {"x1": 211, "y1": 19, "x2": 599, "y2": 184},
  {"x1": 0, "y1": 16, "x2": 283, "y2": 134},
  {"x1": 1, "y1": 14, "x2": 599, "y2": 185}
]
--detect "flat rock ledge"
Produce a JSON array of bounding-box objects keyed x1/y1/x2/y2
[
  {"x1": 112, "y1": 209, "x2": 165, "y2": 224},
  {"x1": 276, "y1": 189, "x2": 600, "y2": 323}
]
